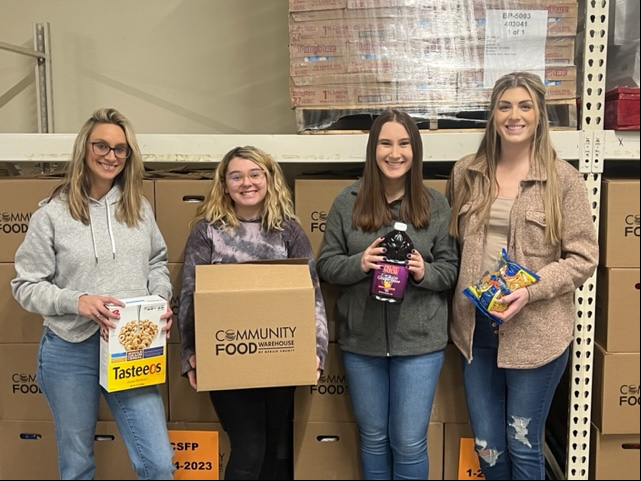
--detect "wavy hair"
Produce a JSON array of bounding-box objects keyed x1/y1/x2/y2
[
  {"x1": 353, "y1": 109, "x2": 431, "y2": 231},
  {"x1": 194, "y1": 145, "x2": 298, "y2": 231},
  {"x1": 51, "y1": 107, "x2": 144, "y2": 227},
  {"x1": 448, "y1": 71, "x2": 563, "y2": 245}
]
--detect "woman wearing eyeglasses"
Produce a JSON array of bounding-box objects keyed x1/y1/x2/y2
[
  {"x1": 178, "y1": 145, "x2": 329, "y2": 480},
  {"x1": 11, "y1": 108, "x2": 175, "y2": 479}
]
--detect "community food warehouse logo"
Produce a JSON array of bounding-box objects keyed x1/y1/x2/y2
[
  {"x1": 214, "y1": 326, "x2": 297, "y2": 355},
  {"x1": 619, "y1": 384, "x2": 640, "y2": 406},
  {"x1": 11, "y1": 372, "x2": 42, "y2": 394},
  {"x1": 624, "y1": 213, "x2": 640, "y2": 237},
  {"x1": 0, "y1": 211, "x2": 32, "y2": 234}
]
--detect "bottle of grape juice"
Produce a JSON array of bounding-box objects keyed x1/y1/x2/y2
[{"x1": 370, "y1": 222, "x2": 414, "y2": 303}]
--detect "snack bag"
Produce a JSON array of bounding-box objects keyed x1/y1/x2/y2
[{"x1": 463, "y1": 248, "x2": 540, "y2": 324}]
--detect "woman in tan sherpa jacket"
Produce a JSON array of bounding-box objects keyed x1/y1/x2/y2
[{"x1": 447, "y1": 72, "x2": 598, "y2": 481}]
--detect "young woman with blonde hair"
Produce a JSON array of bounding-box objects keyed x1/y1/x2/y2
[
  {"x1": 448, "y1": 72, "x2": 598, "y2": 480},
  {"x1": 178, "y1": 145, "x2": 328, "y2": 480}
]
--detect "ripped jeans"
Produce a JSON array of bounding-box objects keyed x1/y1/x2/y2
[{"x1": 461, "y1": 313, "x2": 569, "y2": 480}]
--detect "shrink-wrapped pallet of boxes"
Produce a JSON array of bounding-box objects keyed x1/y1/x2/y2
[{"x1": 288, "y1": 0, "x2": 579, "y2": 131}]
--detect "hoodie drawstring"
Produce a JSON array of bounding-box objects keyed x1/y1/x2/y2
[
  {"x1": 89, "y1": 215, "x2": 99, "y2": 264},
  {"x1": 89, "y1": 200, "x2": 117, "y2": 263},
  {"x1": 105, "y1": 202, "x2": 116, "y2": 260}
]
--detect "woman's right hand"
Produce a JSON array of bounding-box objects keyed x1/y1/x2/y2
[
  {"x1": 361, "y1": 237, "x2": 386, "y2": 273},
  {"x1": 187, "y1": 355, "x2": 198, "y2": 390},
  {"x1": 78, "y1": 294, "x2": 125, "y2": 330}
]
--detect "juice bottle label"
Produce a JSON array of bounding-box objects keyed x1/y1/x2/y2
[{"x1": 370, "y1": 261, "x2": 410, "y2": 302}]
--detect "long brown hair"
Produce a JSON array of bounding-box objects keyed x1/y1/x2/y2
[
  {"x1": 51, "y1": 107, "x2": 144, "y2": 227},
  {"x1": 352, "y1": 109, "x2": 431, "y2": 231},
  {"x1": 448, "y1": 71, "x2": 563, "y2": 245}
]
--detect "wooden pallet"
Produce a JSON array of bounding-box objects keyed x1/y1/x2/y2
[{"x1": 295, "y1": 99, "x2": 577, "y2": 133}]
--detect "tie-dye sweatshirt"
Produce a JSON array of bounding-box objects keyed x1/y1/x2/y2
[{"x1": 178, "y1": 218, "x2": 329, "y2": 377}]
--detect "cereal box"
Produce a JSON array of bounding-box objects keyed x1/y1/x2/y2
[{"x1": 99, "y1": 295, "x2": 167, "y2": 392}]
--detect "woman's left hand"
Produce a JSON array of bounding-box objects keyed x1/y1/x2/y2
[
  {"x1": 491, "y1": 287, "x2": 530, "y2": 323},
  {"x1": 407, "y1": 249, "x2": 425, "y2": 282}
]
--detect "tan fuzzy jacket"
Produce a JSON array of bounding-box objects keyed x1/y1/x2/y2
[{"x1": 449, "y1": 154, "x2": 599, "y2": 369}]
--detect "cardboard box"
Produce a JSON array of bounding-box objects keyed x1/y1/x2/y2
[
  {"x1": 289, "y1": 0, "x2": 346, "y2": 12},
  {"x1": 100, "y1": 295, "x2": 168, "y2": 393},
  {"x1": 595, "y1": 267, "x2": 640, "y2": 353},
  {"x1": 0, "y1": 420, "x2": 144, "y2": 480},
  {"x1": 590, "y1": 423, "x2": 640, "y2": 480},
  {"x1": 167, "y1": 344, "x2": 219, "y2": 422},
  {"x1": 592, "y1": 345, "x2": 640, "y2": 435},
  {"x1": 0, "y1": 178, "x2": 60, "y2": 262},
  {"x1": 155, "y1": 179, "x2": 211, "y2": 263},
  {"x1": 294, "y1": 343, "x2": 355, "y2": 422},
  {"x1": 599, "y1": 179, "x2": 640, "y2": 268},
  {"x1": 194, "y1": 260, "x2": 317, "y2": 391},
  {"x1": 0, "y1": 264, "x2": 45, "y2": 343}
]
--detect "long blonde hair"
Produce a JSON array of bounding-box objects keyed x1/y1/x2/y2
[
  {"x1": 51, "y1": 107, "x2": 145, "y2": 227},
  {"x1": 353, "y1": 109, "x2": 431, "y2": 231},
  {"x1": 448, "y1": 71, "x2": 563, "y2": 245},
  {"x1": 194, "y1": 145, "x2": 298, "y2": 231}
]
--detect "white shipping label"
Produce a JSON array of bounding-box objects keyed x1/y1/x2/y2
[{"x1": 483, "y1": 9, "x2": 548, "y2": 86}]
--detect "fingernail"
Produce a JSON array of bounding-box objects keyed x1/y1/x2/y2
[{"x1": 382, "y1": 248, "x2": 387, "y2": 253}]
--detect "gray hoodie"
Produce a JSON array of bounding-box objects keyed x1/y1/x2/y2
[{"x1": 11, "y1": 185, "x2": 171, "y2": 343}]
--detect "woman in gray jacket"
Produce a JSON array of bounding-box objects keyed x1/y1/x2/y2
[
  {"x1": 12, "y1": 108, "x2": 174, "y2": 480},
  {"x1": 317, "y1": 109, "x2": 459, "y2": 480}
]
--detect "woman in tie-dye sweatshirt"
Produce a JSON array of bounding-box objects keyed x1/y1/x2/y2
[{"x1": 178, "y1": 145, "x2": 328, "y2": 480}]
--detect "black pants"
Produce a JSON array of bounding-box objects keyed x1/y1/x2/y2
[{"x1": 209, "y1": 385, "x2": 295, "y2": 480}]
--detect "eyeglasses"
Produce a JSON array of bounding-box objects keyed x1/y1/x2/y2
[
  {"x1": 226, "y1": 170, "x2": 266, "y2": 185},
  {"x1": 90, "y1": 141, "x2": 131, "y2": 159}
]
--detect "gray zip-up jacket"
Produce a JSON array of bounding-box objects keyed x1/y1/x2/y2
[
  {"x1": 449, "y1": 154, "x2": 599, "y2": 368},
  {"x1": 11, "y1": 185, "x2": 171, "y2": 343},
  {"x1": 317, "y1": 180, "x2": 459, "y2": 357}
]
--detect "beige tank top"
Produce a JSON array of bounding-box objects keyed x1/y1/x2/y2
[{"x1": 481, "y1": 197, "x2": 515, "y2": 274}]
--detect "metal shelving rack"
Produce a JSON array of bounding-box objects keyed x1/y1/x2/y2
[
  {"x1": 0, "y1": 23, "x2": 54, "y2": 133},
  {"x1": 0, "y1": 2, "x2": 639, "y2": 480}
]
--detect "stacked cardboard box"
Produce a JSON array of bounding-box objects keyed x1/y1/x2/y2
[{"x1": 591, "y1": 178, "x2": 640, "y2": 480}]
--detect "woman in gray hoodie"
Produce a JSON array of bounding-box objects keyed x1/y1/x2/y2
[{"x1": 11, "y1": 108, "x2": 174, "y2": 480}]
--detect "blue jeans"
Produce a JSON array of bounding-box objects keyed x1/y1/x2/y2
[
  {"x1": 342, "y1": 349, "x2": 444, "y2": 480},
  {"x1": 462, "y1": 314, "x2": 569, "y2": 480},
  {"x1": 37, "y1": 327, "x2": 174, "y2": 480}
]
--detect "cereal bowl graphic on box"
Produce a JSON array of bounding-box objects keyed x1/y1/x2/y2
[{"x1": 99, "y1": 295, "x2": 167, "y2": 392}]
